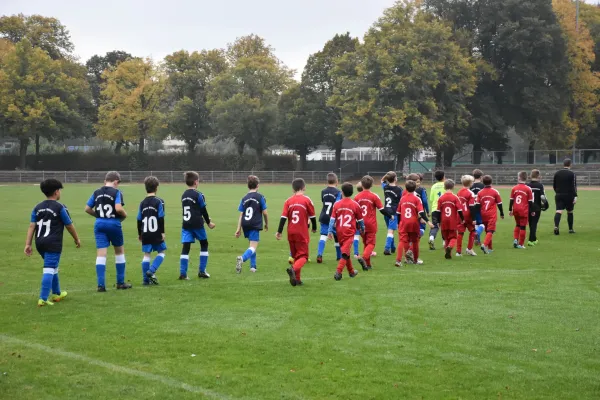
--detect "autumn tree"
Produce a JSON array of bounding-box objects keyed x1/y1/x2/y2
[{"x1": 97, "y1": 58, "x2": 167, "y2": 153}]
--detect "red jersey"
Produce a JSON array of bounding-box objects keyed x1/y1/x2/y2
[
  {"x1": 330, "y1": 198, "x2": 363, "y2": 242},
  {"x1": 477, "y1": 186, "x2": 502, "y2": 220},
  {"x1": 397, "y1": 192, "x2": 424, "y2": 233},
  {"x1": 281, "y1": 194, "x2": 316, "y2": 242},
  {"x1": 438, "y1": 192, "x2": 462, "y2": 230},
  {"x1": 457, "y1": 187, "x2": 476, "y2": 222},
  {"x1": 510, "y1": 183, "x2": 533, "y2": 215},
  {"x1": 354, "y1": 190, "x2": 384, "y2": 233}
]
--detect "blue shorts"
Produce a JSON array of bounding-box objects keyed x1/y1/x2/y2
[
  {"x1": 320, "y1": 222, "x2": 334, "y2": 236},
  {"x1": 385, "y1": 215, "x2": 398, "y2": 231},
  {"x1": 243, "y1": 229, "x2": 260, "y2": 242},
  {"x1": 142, "y1": 242, "x2": 167, "y2": 253},
  {"x1": 181, "y1": 228, "x2": 207, "y2": 243},
  {"x1": 39, "y1": 251, "x2": 61, "y2": 268},
  {"x1": 94, "y1": 221, "x2": 124, "y2": 249}
]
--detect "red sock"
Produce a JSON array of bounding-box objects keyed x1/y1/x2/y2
[
  {"x1": 467, "y1": 231, "x2": 475, "y2": 250},
  {"x1": 363, "y1": 244, "x2": 375, "y2": 266},
  {"x1": 519, "y1": 229, "x2": 527, "y2": 246},
  {"x1": 457, "y1": 233, "x2": 464, "y2": 253},
  {"x1": 293, "y1": 258, "x2": 306, "y2": 281},
  {"x1": 513, "y1": 226, "x2": 520, "y2": 240},
  {"x1": 336, "y1": 258, "x2": 346, "y2": 274},
  {"x1": 484, "y1": 232, "x2": 493, "y2": 247},
  {"x1": 346, "y1": 257, "x2": 355, "y2": 274}
]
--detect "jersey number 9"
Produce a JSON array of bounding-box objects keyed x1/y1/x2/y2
[{"x1": 244, "y1": 207, "x2": 254, "y2": 221}]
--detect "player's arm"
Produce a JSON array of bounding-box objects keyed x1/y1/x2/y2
[
  {"x1": 236, "y1": 213, "x2": 243, "y2": 237},
  {"x1": 327, "y1": 210, "x2": 336, "y2": 237},
  {"x1": 60, "y1": 207, "x2": 80, "y2": 247},
  {"x1": 457, "y1": 208, "x2": 465, "y2": 223},
  {"x1": 508, "y1": 190, "x2": 514, "y2": 212},
  {"x1": 378, "y1": 207, "x2": 391, "y2": 217},
  {"x1": 308, "y1": 200, "x2": 317, "y2": 232},
  {"x1": 261, "y1": 197, "x2": 269, "y2": 231},
  {"x1": 422, "y1": 190, "x2": 430, "y2": 215},
  {"x1": 573, "y1": 172, "x2": 578, "y2": 202},
  {"x1": 115, "y1": 191, "x2": 127, "y2": 220},
  {"x1": 24, "y1": 220, "x2": 35, "y2": 256},
  {"x1": 497, "y1": 202, "x2": 504, "y2": 218},
  {"x1": 310, "y1": 216, "x2": 317, "y2": 232},
  {"x1": 276, "y1": 216, "x2": 287, "y2": 238},
  {"x1": 136, "y1": 206, "x2": 143, "y2": 237},
  {"x1": 158, "y1": 202, "x2": 165, "y2": 237}
]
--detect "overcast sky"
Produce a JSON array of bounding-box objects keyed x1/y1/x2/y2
[{"x1": 1, "y1": 0, "x2": 396, "y2": 77}]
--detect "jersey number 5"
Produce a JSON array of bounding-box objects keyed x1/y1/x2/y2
[
  {"x1": 291, "y1": 210, "x2": 300, "y2": 224},
  {"x1": 183, "y1": 206, "x2": 191, "y2": 221}
]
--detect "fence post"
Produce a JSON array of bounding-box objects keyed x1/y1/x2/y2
[
  {"x1": 86, "y1": 171, "x2": 89, "y2": 182},
  {"x1": 19, "y1": 171, "x2": 22, "y2": 183},
  {"x1": 272, "y1": 170, "x2": 274, "y2": 183},
  {"x1": 64, "y1": 171, "x2": 67, "y2": 183},
  {"x1": 556, "y1": 150, "x2": 558, "y2": 164},
  {"x1": 589, "y1": 172, "x2": 591, "y2": 186},
  {"x1": 231, "y1": 171, "x2": 234, "y2": 183},
  {"x1": 43, "y1": 171, "x2": 45, "y2": 180},
  {"x1": 312, "y1": 171, "x2": 315, "y2": 183},
  {"x1": 533, "y1": 150, "x2": 536, "y2": 164},
  {"x1": 513, "y1": 151, "x2": 516, "y2": 165},
  {"x1": 293, "y1": 171, "x2": 296, "y2": 180},
  {"x1": 211, "y1": 171, "x2": 214, "y2": 183},
  {"x1": 492, "y1": 152, "x2": 495, "y2": 165},
  {"x1": 129, "y1": 171, "x2": 132, "y2": 182},
  {"x1": 171, "y1": 171, "x2": 174, "y2": 183}
]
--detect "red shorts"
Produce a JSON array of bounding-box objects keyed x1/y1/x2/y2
[
  {"x1": 513, "y1": 213, "x2": 528, "y2": 227},
  {"x1": 458, "y1": 219, "x2": 475, "y2": 234},
  {"x1": 361, "y1": 231, "x2": 376, "y2": 246},
  {"x1": 338, "y1": 237, "x2": 353, "y2": 256},
  {"x1": 399, "y1": 231, "x2": 419, "y2": 243},
  {"x1": 442, "y1": 229, "x2": 457, "y2": 241},
  {"x1": 289, "y1": 240, "x2": 308, "y2": 261},
  {"x1": 482, "y1": 217, "x2": 497, "y2": 232}
]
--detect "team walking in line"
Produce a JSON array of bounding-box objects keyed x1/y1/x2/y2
[{"x1": 26, "y1": 166, "x2": 562, "y2": 304}]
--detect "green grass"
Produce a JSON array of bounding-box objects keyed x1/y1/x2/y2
[{"x1": 0, "y1": 183, "x2": 599, "y2": 400}]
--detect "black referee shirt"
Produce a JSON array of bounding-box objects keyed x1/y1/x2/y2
[{"x1": 553, "y1": 168, "x2": 577, "y2": 197}]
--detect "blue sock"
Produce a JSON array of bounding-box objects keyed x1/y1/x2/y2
[
  {"x1": 385, "y1": 234, "x2": 394, "y2": 251},
  {"x1": 250, "y1": 252, "x2": 257, "y2": 268},
  {"x1": 199, "y1": 250, "x2": 208, "y2": 273},
  {"x1": 96, "y1": 257, "x2": 106, "y2": 287},
  {"x1": 317, "y1": 235, "x2": 326, "y2": 256},
  {"x1": 180, "y1": 255, "x2": 189, "y2": 275},
  {"x1": 51, "y1": 273, "x2": 61, "y2": 295},
  {"x1": 142, "y1": 256, "x2": 150, "y2": 283},
  {"x1": 115, "y1": 254, "x2": 126, "y2": 284},
  {"x1": 335, "y1": 242, "x2": 342, "y2": 260},
  {"x1": 150, "y1": 253, "x2": 165, "y2": 273},
  {"x1": 353, "y1": 235, "x2": 360, "y2": 256},
  {"x1": 242, "y1": 247, "x2": 254, "y2": 262},
  {"x1": 39, "y1": 269, "x2": 53, "y2": 301}
]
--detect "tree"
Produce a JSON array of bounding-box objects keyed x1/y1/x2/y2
[
  {"x1": 302, "y1": 33, "x2": 358, "y2": 169},
  {"x1": 209, "y1": 35, "x2": 294, "y2": 157},
  {"x1": 0, "y1": 39, "x2": 91, "y2": 168},
  {"x1": 164, "y1": 49, "x2": 227, "y2": 153},
  {"x1": 0, "y1": 14, "x2": 73, "y2": 60},
  {"x1": 277, "y1": 84, "x2": 325, "y2": 169},
  {"x1": 96, "y1": 58, "x2": 167, "y2": 153},
  {"x1": 86, "y1": 51, "x2": 133, "y2": 108},
  {"x1": 330, "y1": 1, "x2": 476, "y2": 169}
]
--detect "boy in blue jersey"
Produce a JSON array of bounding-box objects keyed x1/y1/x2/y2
[
  {"x1": 381, "y1": 171, "x2": 402, "y2": 255},
  {"x1": 179, "y1": 171, "x2": 216, "y2": 280},
  {"x1": 25, "y1": 179, "x2": 81, "y2": 307},
  {"x1": 235, "y1": 175, "x2": 269, "y2": 273},
  {"x1": 353, "y1": 181, "x2": 363, "y2": 257},
  {"x1": 85, "y1": 171, "x2": 130, "y2": 292},
  {"x1": 137, "y1": 176, "x2": 166, "y2": 285},
  {"x1": 316, "y1": 173, "x2": 342, "y2": 263}
]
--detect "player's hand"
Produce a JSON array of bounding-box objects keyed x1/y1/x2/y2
[
  {"x1": 24, "y1": 245, "x2": 32, "y2": 256},
  {"x1": 509, "y1": 211, "x2": 513, "y2": 217},
  {"x1": 428, "y1": 221, "x2": 434, "y2": 228},
  {"x1": 264, "y1": 225, "x2": 268, "y2": 232},
  {"x1": 74, "y1": 238, "x2": 81, "y2": 248},
  {"x1": 573, "y1": 197, "x2": 578, "y2": 204},
  {"x1": 275, "y1": 232, "x2": 282, "y2": 241},
  {"x1": 138, "y1": 235, "x2": 142, "y2": 242},
  {"x1": 208, "y1": 222, "x2": 216, "y2": 229},
  {"x1": 328, "y1": 233, "x2": 334, "y2": 241},
  {"x1": 235, "y1": 230, "x2": 241, "y2": 238},
  {"x1": 311, "y1": 229, "x2": 317, "y2": 234},
  {"x1": 500, "y1": 215, "x2": 505, "y2": 220},
  {"x1": 161, "y1": 233, "x2": 165, "y2": 241}
]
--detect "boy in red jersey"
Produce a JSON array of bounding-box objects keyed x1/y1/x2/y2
[
  {"x1": 509, "y1": 171, "x2": 534, "y2": 249},
  {"x1": 435, "y1": 180, "x2": 465, "y2": 260},
  {"x1": 328, "y1": 182, "x2": 365, "y2": 281},
  {"x1": 456, "y1": 175, "x2": 478, "y2": 257},
  {"x1": 396, "y1": 180, "x2": 432, "y2": 267},
  {"x1": 477, "y1": 175, "x2": 504, "y2": 254},
  {"x1": 354, "y1": 175, "x2": 391, "y2": 270},
  {"x1": 276, "y1": 178, "x2": 317, "y2": 286}
]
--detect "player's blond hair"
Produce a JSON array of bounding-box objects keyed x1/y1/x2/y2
[{"x1": 461, "y1": 175, "x2": 474, "y2": 187}]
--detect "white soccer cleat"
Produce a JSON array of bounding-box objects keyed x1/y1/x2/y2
[
  {"x1": 416, "y1": 259, "x2": 424, "y2": 265},
  {"x1": 250, "y1": 267, "x2": 257, "y2": 273},
  {"x1": 466, "y1": 249, "x2": 477, "y2": 256},
  {"x1": 235, "y1": 256, "x2": 243, "y2": 274},
  {"x1": 455, "y1": 252, "x2": 462, "y2": 257}
]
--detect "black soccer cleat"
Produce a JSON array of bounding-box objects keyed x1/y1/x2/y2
[
  {"x1": 554, "y1": 227, "x2": 560, "y2": 236},
  {"x1": 97, "y1": 286, "x2": 106, "y2": 292},
  {"x1": 146, "y1": 271, "x2": 159, "y2": 285},
  {"x1": 445, "y1": 247, "x2": 452, "y2": 260},
  {"x1": 334, "y1": 272, "x2": 343, "y2": 281},
  {"x1": 116, "y1": 282, "x2": 132, "y2": 290},
  {"x1": 198, "y1": 272, "x2": 211, "y2": 279},
  {"x1": 349, "y1": 270, "x2": 359, "y2": 278},
  {"x1": 178, "y1": 274, "x2": 189, "y2": 281},
  {"x1": 383, "y1": 249, "x2": 391, "y2": 256},
  {"x1": 296, "y1": 280, "x2": 304, "y2": 286},
  {"x1": 569, "y1": 229, "x2": 576, "y2": 234},
  {"x1": 286, "y1": 267, "x2": 297, "y2": 287},
  {"x1": 357, "y1": 257, "x2": 368, "y2": 271},
  {"x1": 316, "y1": 255, "x2": 323, "y2": 264}
]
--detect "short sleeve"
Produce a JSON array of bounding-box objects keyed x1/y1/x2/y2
[
  {"x1": 496, "y1": 191, "x2": 502, "y2": 204},
  {"x1": 374, "y1": 194, "x2": 383, "y2": 209},
  {"x1": 417, "y1": 199, "x2": 424, "y2": 213},
  {"x1": 198, "y1": 192, "x2": 206, "y2": 208},
  {"x1": 307, "y1": 199, "x2": 316, "y2": 217},
  {"x1": 281, "y1": 200, "x2": 289, "y2": 218},
  {"x1": 260, "y1": 196, "x2": 267, "y2": 210},
  {"x1": 86, "y1": 193, "x2": 95, "y2": 208},
  {"x1": 137, "y1": 205, "x2": 142, "y2": 221},
  {"x1": 336, "y1": 192, "x2": 342, "y2": 202},
  {"x1": 30, "y1": 209, "x2": 36, "y2": 223},
  {"x1": 118, "y1": 191, "x2": 125, "y2": 206},
  {"x1": 238, "y1": 199, "x2": 244, "y2": 212},
  {"x1": 60, "y1": 207, "x2": 73, "y2": 225},
  {"x1": 158, "y1": 202, "x2": 165, "y2": 218}
]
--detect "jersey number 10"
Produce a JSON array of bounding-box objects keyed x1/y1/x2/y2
[{"x1": 142, "y1": 216, "x2": 158, "y2": 232}]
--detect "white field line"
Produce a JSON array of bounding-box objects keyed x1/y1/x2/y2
[
  {"x1": 0, "y1": 268, "x2": 597, "y2": 298},
  {"x1": 0, "y1": 334, "x2": 234, "y2": 399}
]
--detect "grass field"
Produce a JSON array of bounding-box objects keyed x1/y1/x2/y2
[{"x1": 0, "y1": 182, "x2": 599, "y2": 400}]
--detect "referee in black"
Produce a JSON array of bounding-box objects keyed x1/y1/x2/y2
[{"x1": 553, "y1": 158, "x2": 577, "y2": 235}]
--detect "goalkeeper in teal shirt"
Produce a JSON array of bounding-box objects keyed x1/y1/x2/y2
[{"x1": 428, "y1": 170, "x2": 446, "y2": 250}]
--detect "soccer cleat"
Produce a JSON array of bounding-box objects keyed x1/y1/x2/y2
[
  {"x1": 49, "y1": 291, "x2": 67, "y2": 303},
  {"x1": 37, "y1": 299, "x2": 54, "y2": 307},
  {"x1": 466, "y1": 249, "x2": 477, "y2": 256},
  {"x1": 357, "y1": 257, "x2": 368, "y2": 271},
  {"x1": 516, "y1": 245, "x2": 526, "y2": 249},
  {"x1": 481, "y1": 245, "x2": 490, "y2": 255},
  {"x1": 316, "y1": 255, "x2": 323, "y2": 264},
  {"x1": 97, "y1": 286, "x2": 107, "y2": 292},
  {"x1": 527, "y1": 241, "x2": 536, "y2": 247},
  {"x1": 288, "y1": 256, "x2": 294, "y2": 265},
  {"x1": 236, "y1": 256, "x2": 243, "y2": 274},
  {"x1": 116, "y1": 283, "x2": 132, "y2": 290},
  {"x1": 445, "y1": 247, "x2": 452, "y2": 259},
  {"x1": 395, "y1": 261, "x2": 402, "y2": 268},
  {"x1": 569, "y1": 229, "x2": 576, "y2": 234},
  {"x1": 334, "y1": 272, "x2": 343, "y2": 281},
  {"x1": 415, "y1": 259, "x2": 424, "y2": 265},
  {"x1": 286, "y1": 267, "x2": 297, "y2": 286},
  {"x1": 405, "y1": 250, "x2": 415, "y2": 264},
  {"x1": 513, "y1": 239, "x2": 518, "y2": 249},
  {"x1": 533, "y1": 240, "x2": 539, "y2": 245},
  {"x1": 456, "y1": 252, "x2": 462, "y2": 257},
  {"x1": 296, "y1": 280, "x2": 304, "y2": 286},
  {"x1": 198, "y1": 272, "x2": 211, "y2": 279},
  {"x1": 145, "y1": 271, "x2": 159, "y2": 285},
  {"x1": 353, "y1": 254, "x2": 359, "y2": 259},
  {"x1": 250, "y1": 267, "x2": 257, "y2": 273},
  {"x1": 383, "y1": 249, "x2": 391, "y2": 256},
  {"x1": 428, "y1": 238, "x2": 435, "y2": 250},
  {"x1": 554, "y1": 227, "x2": 560, "y2": 236},
  {"x1": 349, "y1": 270, "x2": 358, "y2": 278},
  {"x1": 178, "y1": 274, "x2": 189, "y2": 281}
]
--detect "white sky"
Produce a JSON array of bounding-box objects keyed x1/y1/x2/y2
[{"x1": 1, "y1": 0, "x2": 396, "y2": 77}]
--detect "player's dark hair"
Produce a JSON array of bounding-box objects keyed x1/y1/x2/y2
[
  {"x1": 40, "y1": 179, "x2": 63, "y2": 197},
  {"x1": 327, "y1": 173, "x2": 338, "y2": 185},
  {"x1": 444, "y1": 179, "x2": 455, "y2": 190},
  {"x1": 563, "y1": 158, "x2": 572, "y2": 167},
  {"x1": 144, "y1": 176, "x2": 159, "y2": 193},
  {"x1": 405, "y1": 180, "x2": 417, "y2": 192},
  {"x1": 361, "y1": 175, "x2": 374, "y2": 189},
  {"x1": 105, "y1": 171, "x2": 121, "y2": 183},
  {"x1": 356, "y1": 182, "x2": 363, "y2": 192},
  {"x1": 417, "y1": 173, "x2": 424, "y2": 181},
  {"x1": 434, "y1": 170, "x2": 445, "y2": 182},
  {"x1": 247, "y1": 175, "x2": 260, "y2": 190},
  {"x1": 473, "y1": 169, "x2": 483, "y2": 179},
  {"x1": 482, "y1": 175, "x2": 493, "y2": 186},
  {"x1": 531, "y1": 169, "x2": 540, "y2": 179},
  {"x1": 518, "y1": 171, "x2": 527, "y2": 182},
  {"x1": 184, "y1": 171, "x2": 200, "y2": 186},
  {"x1": 341, "y1": 182, "x2": 354, "y2": 197},
  {"x1": 407, "y1": 173, "x2": 420, "y2": 182},
  {"x1": 292, "y1": 178, "x2": 306, "y2": 192},
  {"x1": 385, "y1": 171, "x2": 397, "y2": 184}
]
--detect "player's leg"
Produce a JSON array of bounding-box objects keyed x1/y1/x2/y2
[
  {"x1": 333, "y1": 234, "x2": 342, "y2": 261},
  {"x1": 147, "y1": 242, "x2": 166, "y2": 283},
  {"x1": 49, "y1": 253, "x2": 66, "y2": 302},
  {"x1": 466, "y1": 226, "x2": 476, "y2": 255},
  {"x1": 141, "y1": 247, "x2": 151, "y2": 285},
  {"x1": 384, "y1": 216, "x2": 392, "y2": 255},
  {"x1": 410, "y1": 233, "x2": 421, "y2": 263},
  {"x1": 335, "y1": 239, "x2": 351, "y2": 279},
  {"x1": 247, "y1": 237, "x2": 259, "y2": 272},
  {"x1": 38, "y1": 252, "x2": 57, "y2": 306},
  {"x1": 179, "y1": 238, "x2": 192, "y2": 280},
  {"x1": 529, "y1": 211, "x2": 539, "y2": 244},
  {"x1": 363, "y1": 232, "x2": 376, "y2": 268},
  {"x1": 429, "y1": 223, "x2": 439, "y2": 250},
  {"x1": 94, "y1": 226, "x2": 109, "y2": 291},
  {"x1": 457, "y1": 225, "x2": 465, "y2": 256},
  {"x1": 554, "y1": 195, "x2": 564, "y2": 235},
  {"x1": 513, "y1": 215, "x2": 520, "y2": 247},
  {"x1": 198, "y1": 229, "x2": 210, "y2": 278},
  {"x1": 113, "y1": 245, "x2": 130, "y2": 289},
  {"x1": 286, "y1": 241, "x2": 298, "y2": 286},
  {"x1": 317, "y1": 223, "x2": 328, "y2": 262},
  {"x1": 567, "y1": 200, "x2": 575, "y2": 233},
  {"x1": 353, "y1": 231, "x2": 360, "y2": 257},
  {"x1": 292, "y1": 241, "x2": 308, "y2": 283},
  {"x1": 237, "y1": 229, "x2": 258, "y2": 273}
]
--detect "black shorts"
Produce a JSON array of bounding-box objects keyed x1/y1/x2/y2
[{"x1": 555, "y1": 194, "x2": 575, "y2": 212}]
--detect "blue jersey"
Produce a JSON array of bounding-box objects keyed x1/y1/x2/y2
[
  {"x1": 182, "y1": 189, "x2": 207, "y2": 230},
  {"x1": 238, "y1": 192, "x2": 267, "y2": 231},
  {"x1": 319, "y1": 186, "x2": 341, "y2": 224},
  {"x1": 86, "y1": 186, "x2": 124, "y2": 227},
  {"x1": 415, "y1": 187, "x2": 429, "y2": 214},
  {"x1": 31, "y1": 200, "x2": 72, "y2": 253},
  {"x1": 137, "y1": 196, "x2": 165, "y2": 245}
]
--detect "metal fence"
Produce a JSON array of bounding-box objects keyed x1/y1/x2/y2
[
  {"x1": 0, "y1": 171, "x2": 351, "y2": 184},
  {"x1": 451, "y1": 149, "x2": 600, "y2": 165}
]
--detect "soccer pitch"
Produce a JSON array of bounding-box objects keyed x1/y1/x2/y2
[{"x1": 0, "y1": 182, "x2": 599, "y2": 400}]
